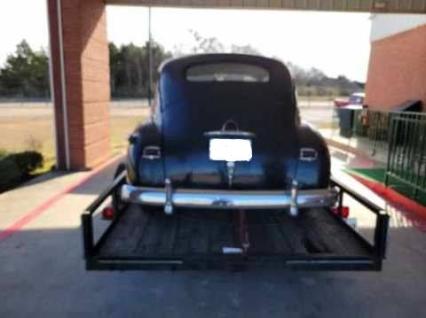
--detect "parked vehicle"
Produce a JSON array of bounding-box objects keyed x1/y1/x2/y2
[
  {"x1": 82, "y1": 54, "x2": 389, "y2": 271},
  {"x1": 334, "y1": 92, "x2": 365, "y2": 108},
  {"x1": 120, "y1": 54, "x2": 336, "y2": 216}
]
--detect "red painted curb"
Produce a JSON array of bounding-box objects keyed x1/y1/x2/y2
[
  {"x1": 350, "y1": 173, "x2": 426, "y2": 219},
  {"x1": 0, "y1": 156, "x2": 122, "y2": 242}
]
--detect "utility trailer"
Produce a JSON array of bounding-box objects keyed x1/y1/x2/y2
[{"x1": 82, "y1": 174, "x2": 389, "y2": 271}]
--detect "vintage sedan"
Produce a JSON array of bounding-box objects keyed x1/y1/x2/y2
[{"x1": 119, "y1": 54, "x2": 337, "y2": 216}]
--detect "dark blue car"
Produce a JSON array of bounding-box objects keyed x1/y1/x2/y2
[{"x1": 119, "y1": 54, "x2": 336, "y2": 216}]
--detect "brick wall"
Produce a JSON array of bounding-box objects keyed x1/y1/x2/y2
[
  {"x1": 365, "y1": 24, "x2": 426, "y2": 112},
  {"x1": 48, "y1": 0, "x2": 110, "y2": 170}
]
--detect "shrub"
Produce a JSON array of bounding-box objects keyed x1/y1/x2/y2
[
  {"x1": 0, "y1": 149, "x2": 7, "y2": 159},
  {"x1": 0, "y1": 151, "x2": 44, "y2": 192},
  {"x1": 8, "y1": 151, "x2": 43, "y2": 176},
  {"x1": 0, "y1": 157, "x2": 22, "y2": 192}
]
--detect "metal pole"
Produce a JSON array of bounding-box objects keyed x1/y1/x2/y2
[
  {"x1": 56, "y1": 0, "x2": 71, "y2": 170},
  {"x1": 46, "y1": 0, "x2": 60, "y2": 169},
  {"x1": 148, "y1": 6, "x2": 153, "y2": 107}
]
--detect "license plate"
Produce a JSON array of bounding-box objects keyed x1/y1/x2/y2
[{"x1": 209, "y1": 138, "x2": 252, "y2": 162}]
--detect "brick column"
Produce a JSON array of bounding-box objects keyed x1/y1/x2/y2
[{"x1": 48, "y1": 0, "x2": 111, "y2": 170}]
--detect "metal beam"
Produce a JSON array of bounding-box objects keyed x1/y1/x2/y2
[{"x1": 106, "y1": 0, "x2": 426, "y2": 14}]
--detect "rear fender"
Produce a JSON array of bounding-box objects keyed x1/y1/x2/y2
[
  {"x1": 126, "y1": 123, "x2": 165, "y2": 186},
  {"x1": 295, "y1": 125, "x2": 330, "y2": 189}
]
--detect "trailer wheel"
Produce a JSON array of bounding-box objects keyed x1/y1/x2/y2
[{"x1": 112, "y1": 163, "x2": 126, "y2": 213}]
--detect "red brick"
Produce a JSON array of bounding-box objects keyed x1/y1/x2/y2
[
  {"x1": 83, "y1": 102, "x2": 110, "y2": 125},
  {"x1": 48, "y1": 0, "x2": 110, "y2": 170},
  {"x1": 81, "y1": 80, "x2": 110, "y2": 103},
  {"x1": 366, "y1": 24, "x2": 426, "y2": 112},
  {"x1": 83, "y1": 120, "x2": 110, "y2": 145}
]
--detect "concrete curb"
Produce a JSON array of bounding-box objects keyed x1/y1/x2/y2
[
  {"x1": 349, "y1": 171, "x2": 426, "y2": 218},
  {"x1": 327, "y1": 138, "x2": 426, "y2": 218}
]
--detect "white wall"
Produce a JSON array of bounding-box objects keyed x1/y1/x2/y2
[{"x1": 370, "y1": 14, "x2": 426, "y2": 42}]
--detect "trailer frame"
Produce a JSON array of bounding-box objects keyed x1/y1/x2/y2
[{"x1": 81, "y1": 174, "x2": 389, "y2": 271}]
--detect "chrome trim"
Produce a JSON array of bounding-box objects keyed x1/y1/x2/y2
[
  {"x1": 98, "y1": 260, "x2": 184, "y2": 265},
  {"x1": 121, "y1": 185, "x2": 338, "y2": 210},
  {"x1": 164, "y1": 178, "x2": 173, "y2": 215},
  {"x1": 222, "y1": 119, "x2": 239, "y2": 132},
  {"x1": 226, "y1": 161, "x2": 235, "y2": 187},
  {"x1": 142, "y1": 146, "x2": 161, "y2": 160},
  {"x1": 285, "y1": 260, "x2": 374, "y2": 266},
  {"x1": 300, "y1": 148, "x2": 318, "y2": 162},
  {"x1": 204, "y1": 131, "x2": 255, "y2": 139},
  {"x1": 289, "y1": 180, "x2": 299, "y2": 217}
]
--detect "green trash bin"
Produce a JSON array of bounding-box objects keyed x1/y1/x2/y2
[{"x1": 337, "y1": 108, "x2": 354, "y2": 138}]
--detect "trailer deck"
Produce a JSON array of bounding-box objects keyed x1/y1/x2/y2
[{"x1": 82, "y1": 176, "x2": 388, "y2": 271}]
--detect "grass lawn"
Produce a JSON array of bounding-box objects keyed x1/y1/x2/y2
[
  {"x1": 110, "y1": 115, "x2": 147, "y2": 155},
  {"x1": 0, "y1": 105, "x2": 149, "y2": 172}
]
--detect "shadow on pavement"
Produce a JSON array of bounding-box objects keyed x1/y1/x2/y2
[
  {"x1": 0, "y1": 218, "x2": 425, "y2": 317},
  {"x1": 2, "y1": 154, "x2": 426, "y2": 317},
  {"x1": 67, "y1": 161, "x2": 122, "y2": 196}
]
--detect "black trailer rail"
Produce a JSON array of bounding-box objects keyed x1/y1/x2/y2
[{"x1": 82, "y1": 175, "x2": 389, "y2": 271}]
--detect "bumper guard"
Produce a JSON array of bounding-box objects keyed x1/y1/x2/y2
[{"x1": 121, "y1": 183, "x2": 338, "y2": 212}]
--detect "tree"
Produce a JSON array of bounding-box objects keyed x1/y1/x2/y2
[
  {"x1": 189, "y1": 30, "x2": 225, "y2": 54},
  {"x1": 186, "y1": 30, "x2": 260, "y2": 56},
  {"x1": 0, "y1": 39, "x2": 362, "y2": 100},
  {"x1": 0, "y1": 40, "x2": 50, "y2": 98},
  {"x1": 0, "y1": 40, "x2": 172, "y2": 99},
  {"x1": 109, "y1": 43, "x2": 120, "y2": 94},
  {"x1": 230, "y1": 44, "x2": 260, "y2": 55},
  {"x1": 108, "y1": 41, "x2": 172, "y2": 98}
]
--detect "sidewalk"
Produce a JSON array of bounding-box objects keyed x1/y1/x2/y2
[
  {"x1": 320, "y1": 127, "x2": 388, "y2": 165},
  {"x1": 1, "y1": 148, "x2": 426, "y2": 317},
  {"x1": 0, "y1": 156, "x2": 121, "y2": 238}
]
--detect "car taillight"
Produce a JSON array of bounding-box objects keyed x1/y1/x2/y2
[
  {"x1": 102, "y1": 206, "x2": 115, "y2": 220},
  {"x1": 332, "y1": 206, "x2": 350, "y2": 219}
]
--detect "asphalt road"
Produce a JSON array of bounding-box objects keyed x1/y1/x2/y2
[{"x1": 0, "y1": 158, "x2": 426, "y2": 317}]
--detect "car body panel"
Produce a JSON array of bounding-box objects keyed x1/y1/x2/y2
[{"x1": 126, "y1": 54, "x2": 330, "y2": 191}]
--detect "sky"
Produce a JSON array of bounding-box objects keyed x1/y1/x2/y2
[{"x1": 0, "y1": 0, "x2": 373, "y2": 82}]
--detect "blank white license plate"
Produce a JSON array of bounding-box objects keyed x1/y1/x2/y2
[{"x1": 209, "y1": 138, "x2": 252, "y2": 162}]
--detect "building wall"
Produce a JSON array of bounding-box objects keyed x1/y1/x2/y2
[
  {"x1": 370, "y1": 14, "x2": 426, "y2": 41},
  {"x1": 365, "y1": 23, "x2": 426, "y2": 111}
]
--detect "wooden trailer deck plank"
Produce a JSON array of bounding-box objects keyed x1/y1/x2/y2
[{"x1": 97, "y1": 205, "x2": 371, "y2": 259}]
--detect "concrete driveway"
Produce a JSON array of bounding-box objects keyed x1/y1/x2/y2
[{"x1": 0, "y1": 157, "x2": 425, "y2": 318}]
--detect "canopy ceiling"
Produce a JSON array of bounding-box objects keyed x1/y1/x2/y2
[{"x1": 106, "y1": 0, "x2": 426, "y2": 14}]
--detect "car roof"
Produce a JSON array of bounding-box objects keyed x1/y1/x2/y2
[{"x1": 159, "y1": 53, "x2": 286, "y2": 73}]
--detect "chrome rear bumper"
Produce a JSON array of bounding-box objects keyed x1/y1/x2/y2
[{"x1": 120, "y1": 184, "x2": 338, "y2": 213}]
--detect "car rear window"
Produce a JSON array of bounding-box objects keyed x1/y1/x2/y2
[{"x1": 186, "y1": 63, "x2": 270, "y2": 83}]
